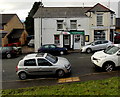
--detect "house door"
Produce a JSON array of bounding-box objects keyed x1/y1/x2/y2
[
  {"x1": 74, "y1": 34, "x2": 81, "y2": 49},
  {"x1": 63, "y1": 35, "x2": 70, "y2": 49}
]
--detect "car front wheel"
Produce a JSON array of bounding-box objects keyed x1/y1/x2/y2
[
  {"x1": 103, "y1": 63, "x2": 115, "y2": 72},
  {"x1": 18, "y1": 72, "x2": 27, "y2": 80},
  {"x1": 6, "y1": 53, "x2": 11, "y2": 59},
  {"x1": 86, "y1": 48, "x2": 92, "y2": 53},
  {"x1": 60, "y1": 51, "x2": 64, "y2": 55},
  {"x1": 56, "y1": 69, "x2": 65, "y2": 77}
]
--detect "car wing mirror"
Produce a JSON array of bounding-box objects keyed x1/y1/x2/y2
[
  {"x1": 117, "y1": 51, "x2": 120, "y2": 56},
  {"x1": 91, "y1": 43, "x2": 95, "y2": 46}
]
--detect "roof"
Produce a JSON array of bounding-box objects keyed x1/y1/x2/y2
[
  {"x1": 23, "y1": 53, "x2": 45, "y2": 59},
  {"x1": 86, "y1": 3, "x2": 115, "y2": 13},
  {"x1": 7, "y1": 29, "x2": 24, "y2": 38},
  {"x1": 0, "y1": 14, "x2": 16, "y2": 25},
  {"x1": 116, "y1": 18, "x2": 120, "y2": 28},
  {"x1": 34, "y1": 3, "x2": 115, "y2": 18},
  {"x1": 34, "y1": 7, "x2": 91, "y2": 18}
]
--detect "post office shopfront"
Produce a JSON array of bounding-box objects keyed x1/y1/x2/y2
[{"x1": 54, "y1": 31, "x2": 85, "y2": 49}]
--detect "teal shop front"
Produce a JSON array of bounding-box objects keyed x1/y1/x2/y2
[{"x1": 62, "y1": 31, "x2": 84, "y2": 49}]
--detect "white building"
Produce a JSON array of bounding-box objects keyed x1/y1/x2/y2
[
  {"x1": 34, "y1": 3, "x2": 116, "y2": 51},
  {"x1": 118, "y1": 1, "x2": 120, "y2": 17}
]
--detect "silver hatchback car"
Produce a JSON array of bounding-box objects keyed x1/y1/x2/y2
[
  {"x1": 80, "y1": 40, "x2": 113, "y2": 53},
  {"x1": 16, "y1": 53, "x2": 71, "y2": 80}
]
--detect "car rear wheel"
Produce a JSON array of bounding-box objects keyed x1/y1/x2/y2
[
  {"x1": 103, "y1": 63, "x2": 115, "y2": 72},
  {"x1": 18, "y1": 72, "x2": 27, "y2": 80},
  {"x1": 56, "y1": 69, "x2": 65, "y2": 77},
  {"x1": 86, "y1": 48, "x2": 92, "y2": 53},
  {"x1": 60, "y1": 51, "x2": 64, "y2": 55},
  {"x1": 6, "y1": 53, "x2": 11, "y2": 59}
]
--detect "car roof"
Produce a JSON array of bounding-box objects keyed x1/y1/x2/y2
[{"x1": 23, "y1": 53, "x2": 47, "y2": 60}]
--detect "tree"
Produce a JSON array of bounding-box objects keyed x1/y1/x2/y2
[{"x1": 24, "y1": 2, "x2": 42, "y2": 35}]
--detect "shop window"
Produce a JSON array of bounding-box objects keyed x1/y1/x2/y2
[
  {"x1": 57, "y1": 20, "x2": 63, "y2": 30},
  {"x1": 70, "y1": 20, "x2": 77, "y2": 29},
  {"x1": 54, "y1": 35, "x2": 60, "y2": 45},
  {"x1": 94, "y1": 30, "x2": 105, "y2": 40},
  {"x1": 74, "y1": 35, "x2": 80, "y2": 43},
  {"x1": 97, "y1": 14, "x2": 103, "y2": 26}
]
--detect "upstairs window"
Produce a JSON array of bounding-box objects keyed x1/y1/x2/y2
[
  {"x1": 70, "y1": 20, "x2": 77, "y2": 29},
  {"x1": 97, "y1": 14, "x2": 103, "y2": 26},
  {"x1": 57, "y1": 20, "x2": 63, "y2": 30}
]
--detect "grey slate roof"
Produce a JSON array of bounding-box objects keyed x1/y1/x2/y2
[
  {"x1": 34, "y1": 7, "x2": 91, "y2": 18},
  {"x1": 34, "y1": 3, "x2": 115, "y2": 18}
]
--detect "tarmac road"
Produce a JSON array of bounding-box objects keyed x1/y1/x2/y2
[{"x1": 2, "y1": 52, "x2": 120, "y2": 89}]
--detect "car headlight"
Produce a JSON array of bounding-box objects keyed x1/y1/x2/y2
[
  {"x1": 93, "y1": 56, "x2": 106, "y2": 63},
  {"x1": 65, "y1": 64, "x2": 70, "y2": 68}
]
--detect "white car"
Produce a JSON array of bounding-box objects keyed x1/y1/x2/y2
[
  {"x1": 91, "y1": 44, "x2": 120, "y2": 72},
  {"x1": 80, "y1": 40, "x2": 113, "y2": 53},
  {"x1": 16, "y1": 53, "x2": 71, "y2": 80}
]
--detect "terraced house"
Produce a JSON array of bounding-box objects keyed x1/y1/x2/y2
[
  {"x1": 34, "y1": 3, "x2": 116, "y2": 51},
  {"x1": 0, "y1": 14, "x2": 28, "y2": 47}
]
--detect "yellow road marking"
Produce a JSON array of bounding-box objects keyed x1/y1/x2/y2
[{"x1": 58, "y1": 77, "x2": 80, "y2": 83}]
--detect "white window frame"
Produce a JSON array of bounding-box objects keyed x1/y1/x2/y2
[
  {"x1": 57, "y1": 20, "x2": 63, "y2": 30},
  {"x1": 70, "y1": 20, "x2": 77, "y2": 29},
  {"x1": 97, "y1": 14, "x2": 103, "y2": 26}
]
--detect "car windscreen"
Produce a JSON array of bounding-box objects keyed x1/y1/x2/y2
[
  {"x1": 104, "y1": 46, "x2": 120, "y2": 55},
  {"x1": 45, "y1": 53, "x2": 58, "y2": 64}
]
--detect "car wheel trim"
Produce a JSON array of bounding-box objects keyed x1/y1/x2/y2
[
  {"x1": 19, "y1": 72, "x2": 27, "y2": 80},
  {"x1": 60, "y1": 51, "x2": 64, "y2": 55},
  {"x1": 6, "y1": 54, "x2": 11, "y2": 58},
  {"x1": 57, "y1": 70, "x2": 65, "y2": 77},
  {"x1": 104, "y1": 64, "x2": 114, "y2": 72},
  {"x1": 86, "y1": 48, "x2": 92, "y2": 53}
]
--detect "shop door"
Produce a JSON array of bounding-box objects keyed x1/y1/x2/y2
[
  {"x1": 63, "y1": 35, "x2": 70, "y2": 49},
  {"x1": 74, "y1": 34, "x2": 81, "y2": 49}
]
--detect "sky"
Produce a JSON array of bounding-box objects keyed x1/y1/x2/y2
[{"x1": 0, "y1": 0, "x2": 120, "y2": 21}]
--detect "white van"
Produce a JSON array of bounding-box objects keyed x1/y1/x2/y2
[{"x1": 91, "y1": 44, "x2": 120, "y2": 72}]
